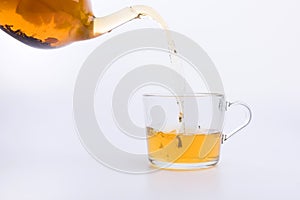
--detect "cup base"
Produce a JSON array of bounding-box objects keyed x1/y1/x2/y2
[{"x1": 149, "y1": 159, "x2": 219, "y2": 170}]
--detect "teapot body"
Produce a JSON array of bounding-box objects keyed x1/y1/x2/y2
[{"x1": 0, "y1": 0, "x2": 94, "y2": 48}]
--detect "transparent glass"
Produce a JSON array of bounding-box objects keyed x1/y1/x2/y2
[
  {"x1": 0, "y1": 0, "x2": 164, "y2": 48},
  {"x1": 143, "y1": 93, "x2": 252, "y2": 170}
]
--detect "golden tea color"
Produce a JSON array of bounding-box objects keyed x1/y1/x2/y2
[
  {"x1": 0, "y1": 0, "x2": 170, "y2": 48},
  {"x1": 147, "y1": 128, "x2": 222, "y2": 165},
  {"x1": 0, "y1": 0, "x2": 94, "y2": 48}
]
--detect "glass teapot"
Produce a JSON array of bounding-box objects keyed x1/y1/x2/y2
[{"x1": 0, "y1": 0, "x2": 160, "y2": 48}]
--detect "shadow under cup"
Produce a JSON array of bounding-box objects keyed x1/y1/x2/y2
[{"x1": 143, "y1": 93, "x2": 251, "y2": 170}]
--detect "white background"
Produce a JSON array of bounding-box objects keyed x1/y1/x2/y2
[{"x1": 1, "y1": 0, "x2": 300, "y2": 199}]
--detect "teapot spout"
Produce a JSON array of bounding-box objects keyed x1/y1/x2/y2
[{"x1": 93, "y1": 6, "x2": 144, "y2": 36}]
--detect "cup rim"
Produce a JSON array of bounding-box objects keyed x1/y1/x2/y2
[{"x1": 143, "y1": 92, "x2": 224, "y2": 98}]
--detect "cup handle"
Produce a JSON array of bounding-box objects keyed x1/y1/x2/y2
[{"x1": 222, "y1": 101, "x2": 252, "y2": 143}]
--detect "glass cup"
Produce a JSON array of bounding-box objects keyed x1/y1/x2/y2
[{"x1": 143, "y1": 93, "x2": 252, "y2": 170}]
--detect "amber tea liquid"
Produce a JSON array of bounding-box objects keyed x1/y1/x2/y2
[
  {"x1": 0, "y1": 0, "x2": 95, "y2": 48},
  {"x1": 0, "y1": 0, "x2": 174, "y2": 49},
  {"x1": 147, "y1": 128, "x2": 222, "y2": 168}
]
